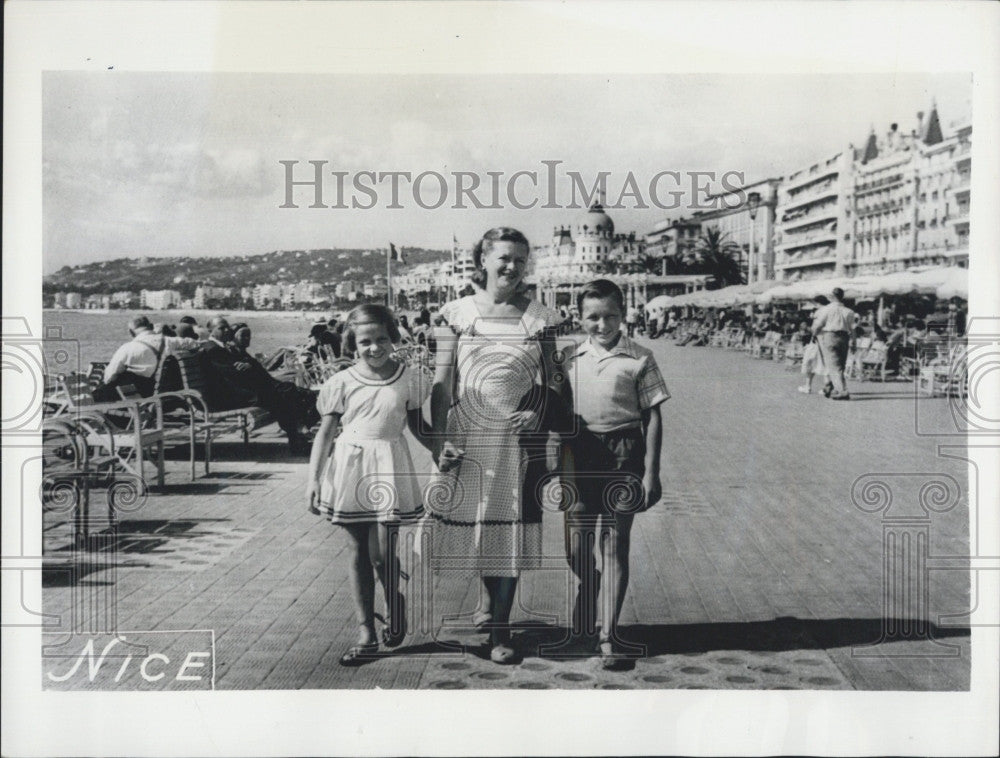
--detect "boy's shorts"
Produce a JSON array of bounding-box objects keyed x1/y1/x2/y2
[{"x1": 564, "y1": 426, "x2": 646, "y2": 517}]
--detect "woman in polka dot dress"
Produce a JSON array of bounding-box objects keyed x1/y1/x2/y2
[{"x1": 426, "y1": 227, "x2": 564, "y2": 665}]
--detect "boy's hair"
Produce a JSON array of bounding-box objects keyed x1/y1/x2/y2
[
  {"x1": 576, "y1": 279, "x2": 625, "y2": 315},
  {"x1": 342, "y1": 303, "x2": 401, "y2": 353},
  {"x1": 471, "y1": 227, "x2": 530, "y2": 288}
]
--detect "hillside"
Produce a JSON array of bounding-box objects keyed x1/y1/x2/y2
[{"x1": 43, "y1": 247, "x2": 449, "y2": 297}]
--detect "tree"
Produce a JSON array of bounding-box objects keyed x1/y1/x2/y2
[{"x1": 689, "y1": 228, "x2": 745, "y2": 287}]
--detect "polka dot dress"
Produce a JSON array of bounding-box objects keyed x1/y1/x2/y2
[{"x1": 424, "y1": 296, "x2": 562, "y2": 576}]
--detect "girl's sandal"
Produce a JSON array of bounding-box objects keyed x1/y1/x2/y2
[
  {"x1": 338, "y1": 641, "x2": 378, "y2": 666},
  {"x1": 380, "y1": 595, "x2": 407, "y2": 648}
]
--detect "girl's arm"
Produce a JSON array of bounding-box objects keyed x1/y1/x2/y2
[
  {"x1": 640, "y1": 405, "x2": 663, "y2": 510},
  {"x1": 306, "y1": 413, "x2": 339, "y2": 512}
]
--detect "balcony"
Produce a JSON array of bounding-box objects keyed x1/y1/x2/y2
[
  {"x1": 946, "y1": 208, "x2": 970, "y2": 226},
  {"x1": 780, "y1": 184, "x2": 839, "y2": 214},
  {"x1": 774, "y1": 255, "x2": 838, "y2": 271},
  {"x1": 949, "y1": 175, "x2": 971, "y2": 195},
  {"x1": 783, "y1": 165, "x2": 840, "y2": 193},
  {"x1": 776, "y1": 230, "x2": 838, "y2": 252},
  {"x1": 780, "y1": 207, "x2": 839, "y2": 232}
]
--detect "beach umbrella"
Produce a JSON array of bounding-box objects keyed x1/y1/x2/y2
[
  {"x1": 935, "y1": 267, "x2": 968, "y2": 300},
  {"x1": 645, "y1": 294, "x2": 674, "y2": 312}
]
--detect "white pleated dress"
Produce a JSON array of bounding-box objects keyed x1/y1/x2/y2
[{"x1": 318, "y1": 363, "x2": 430, "y2": 525}]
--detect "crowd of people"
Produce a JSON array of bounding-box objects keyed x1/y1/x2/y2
[
  {"x1": 647, "y1": 290, "x2": 966, "y2": 401},
  {"x1": 95, "y1": 314, "x2": 319, "y2": 452}
]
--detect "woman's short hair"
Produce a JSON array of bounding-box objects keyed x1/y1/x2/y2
[
  {"x1": 177, "y1": 323, "x2": 197, "y2": 339},
  {"x1": 342, "y1": 304, "x2": 401, "y2": 353},
  {"x1": 471, "y1": 227, "x2": 530, "y2": 288},
  {"x1": 576, "y1": 279, "x2": 625, "y2": 314}
]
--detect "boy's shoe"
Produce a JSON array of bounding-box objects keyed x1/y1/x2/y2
[
  {"x1": 822, "y1": 384, "x2": 834, "y2": 398},
  {"x1": 830, "y1": 392, "x2": 851, "y2": 401},
  {"x1": 797, "y1": 385, "x2": 811, "y2": 394},
  {"x1": 338, "y1": 641, "x2": 378, "y2": 666}
]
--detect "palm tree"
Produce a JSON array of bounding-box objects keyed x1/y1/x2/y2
[{"x1": 690, "y1": 228, "x2": 745, "y2": 287}]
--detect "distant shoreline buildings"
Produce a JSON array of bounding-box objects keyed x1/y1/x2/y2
[{"x1": 48, "y1": 101, "x2": 971, "y2": 312}]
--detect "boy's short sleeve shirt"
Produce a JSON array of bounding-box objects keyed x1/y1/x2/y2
[{"x1": 568, "y1": 334, "x2": 670, "y2": 432}]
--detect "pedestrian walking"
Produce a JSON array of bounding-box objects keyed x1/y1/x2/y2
[
  {"x1": 562, "y1": 279, "x2": 668, "y2": 669},
  {"x1": 306, "y1": 304, "x2": 433, "y2": 665},
  {"x1": 625, "y1": 304, "x2": 639, "y2": 337},
  {"x1": 812, "y1": 287, "x2": 857, "y2": 400}
]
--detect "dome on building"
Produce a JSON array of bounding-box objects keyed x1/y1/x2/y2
[{"x1": 575, "y1": 202, "x2": 614, "y2": 236}]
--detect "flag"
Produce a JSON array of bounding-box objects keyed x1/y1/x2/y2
[{"x1": 389, "y1": 242, "x2": 405, "y2": 263}]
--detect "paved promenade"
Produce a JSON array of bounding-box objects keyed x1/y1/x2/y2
[{"x1": 41, "y1": 339, "x2": 970, "y2": 690}]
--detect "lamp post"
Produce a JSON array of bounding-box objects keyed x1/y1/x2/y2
[{"x1": 746, "y1": 191, "x2": 761, "y2": 284}]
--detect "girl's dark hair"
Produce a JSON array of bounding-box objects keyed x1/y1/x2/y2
[
  {"x1": 471, "y1": 227, "x2": 530, "y2": 288},
  {"x1": 342, "y1": 303, "x2": 401, "y2": 353},
  {"x1": 576, "y1": 278, "x2": 625, "y2": 314}
]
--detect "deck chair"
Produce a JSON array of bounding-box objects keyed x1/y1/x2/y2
[
  {"x1": 54, "y1": 372, "x2": 168, "y2": 489},
  {"x1": 42, "y1": 413, "x2": 128, "y2": 548}
]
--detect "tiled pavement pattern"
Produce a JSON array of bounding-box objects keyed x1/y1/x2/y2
[{"x1": 41, "y1": 341, "x2": 971, "y2": 690}]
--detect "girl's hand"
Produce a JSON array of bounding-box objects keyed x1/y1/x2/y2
[
  {"x1": 435, "y1": 440, "x2": 465, "y2": 473},
  {"x1": 511, "y1": 410, "x2": 541, "y2": 434},
  {"x1": 642, "y1": 473, "x2": 662, "y2": 511},
  {"x1": 306, "y1": 481, "x2": 322, "y2": 515}
]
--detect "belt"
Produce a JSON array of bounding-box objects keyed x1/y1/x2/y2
[{"x1": 822, "y1": 330, "x2": 850, "y2": 336}]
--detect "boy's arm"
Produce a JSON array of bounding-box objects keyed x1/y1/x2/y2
[{"x1": 641, "y1": 405, "x2": 663, "y2": 509}]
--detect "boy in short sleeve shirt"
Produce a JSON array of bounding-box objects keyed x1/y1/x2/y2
[{"x1": 562, "y1": 279, "x2": 668, "y2": 667}]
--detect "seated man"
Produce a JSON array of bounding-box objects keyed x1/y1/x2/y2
[
  {"x1": 305, "y1": 322, "x2": 341, "y2": 360},
  {"x1": 200, "y1": 317, "x2": 317, "y2": 453},
  {"x1": 94, "y1": 315, "x2": 199, "y2": 401}
]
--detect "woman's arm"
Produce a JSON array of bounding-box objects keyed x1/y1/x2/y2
[
  {"x1": 430, "y1": 326, "x2": 461, "y2": 470},
  {"x1": 406, "y1": 408, "x2": 433, "y2": 452}
]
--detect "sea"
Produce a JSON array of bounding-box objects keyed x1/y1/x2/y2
[{"x1": 41, "y1": 309, "x2": 338, "y2": 375}]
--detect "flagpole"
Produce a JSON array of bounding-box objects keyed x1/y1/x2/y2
[
  {"x1": 451, "y1": 234, "x2": 457, "y2": 301},
  {"x1": 386, "y1": 246, "x2": 391, "y2": 308}
]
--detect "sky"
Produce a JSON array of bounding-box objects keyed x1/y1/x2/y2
[{"x1": 42, "y1": 72, "x2": 971, "y2": 272}]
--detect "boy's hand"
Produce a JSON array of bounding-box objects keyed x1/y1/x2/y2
[
  {"x1": 643, "y1": 473, "x2": 662, "y2": 511},
  {"x1": 306, "y1": 481, "x2": 322, "y2": 515},
  {"x1": 435, "y1": 440, "x2": 465, "y2": 473}
]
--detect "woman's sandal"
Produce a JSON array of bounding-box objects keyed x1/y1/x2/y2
[
  {"x1": 598, "y1": 638, "x2": 623, "y2": 671},
  {"x1": 472, "y1": 610, "x2": 493, "y2": 633},
  {"x1": 380, "y1": 595, "x2": 407, "y2": 648},
  {"x1": 338, "y1": 641, "x2": 378, "y2": 667},
  {"x1": 489, "y1": 643, "x2": 517, "y2": 665}
]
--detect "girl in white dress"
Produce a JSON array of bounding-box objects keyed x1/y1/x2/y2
[{"x1": 306, "y1": 304, "x2": 432, "y2": 665}]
